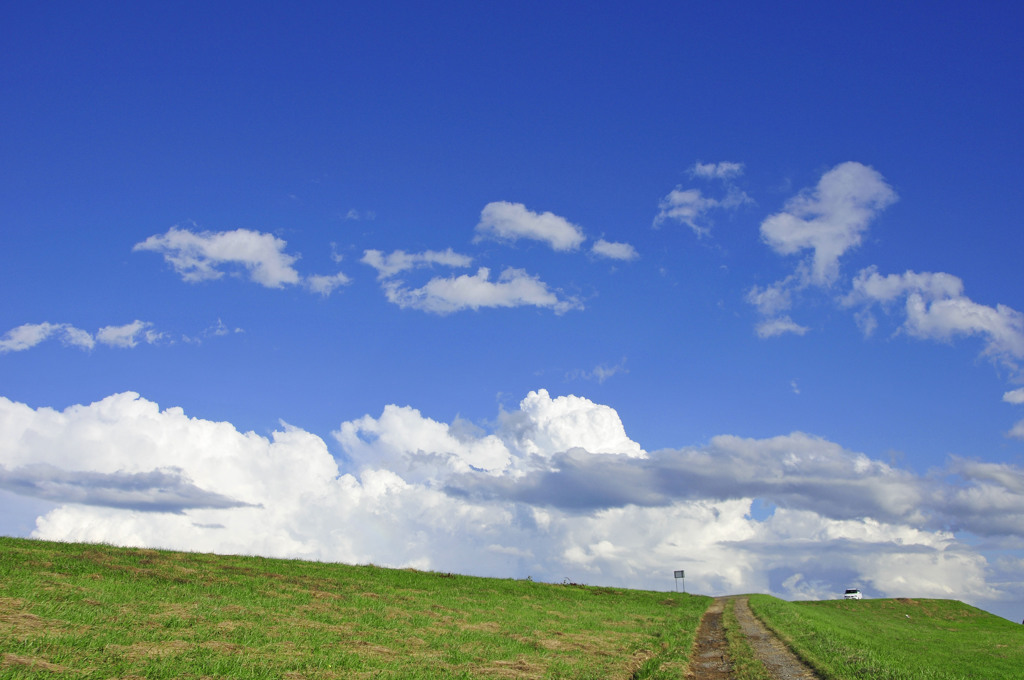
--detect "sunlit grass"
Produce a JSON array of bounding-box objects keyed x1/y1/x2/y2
[
  {"x1": 0, "y1": 536, "x2": 709, "y2": 678},
  {"x1": 748, "y1": 594, "x2": 1024, "y2": 680}
]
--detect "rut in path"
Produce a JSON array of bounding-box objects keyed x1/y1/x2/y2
[{"x1": 686, "y1": 597, "x2": 820, "y2": 680}]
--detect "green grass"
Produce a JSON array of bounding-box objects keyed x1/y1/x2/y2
[
  {"x1": 747, "y1": 594, "x2": 1024, "y2": 680},
  {"x1": 0, "y1": 536, "x2": 709, "y2": 679}
]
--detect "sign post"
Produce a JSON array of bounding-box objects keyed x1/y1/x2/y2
[{"x1": 673, "y1": 570, "x2": 685, "y2": 593}]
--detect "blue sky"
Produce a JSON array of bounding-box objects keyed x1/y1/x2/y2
[{"x1": 3, "y1": 3, "x2": 1024, "y2": 620}]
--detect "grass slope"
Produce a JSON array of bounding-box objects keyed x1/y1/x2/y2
[
  {"x1": 747, "y1": 594, "x2": 1024, "y2": 680},
  {"x1": 0, "y1": 537, "x2": 708, "y2": 679}
]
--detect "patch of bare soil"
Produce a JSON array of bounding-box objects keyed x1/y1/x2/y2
[{"x1": 732, "y1": 597, "x2": 819, "y2": 679}]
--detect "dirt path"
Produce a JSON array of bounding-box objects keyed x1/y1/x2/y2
[{"x1": 686, "y1": 597, "x2": 819, "y2": 680}]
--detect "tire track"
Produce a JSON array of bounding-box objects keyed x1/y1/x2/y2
[{"x1": 686, "y1": 597, "x2": 820, "y2": 679}]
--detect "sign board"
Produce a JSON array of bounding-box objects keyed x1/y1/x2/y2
[{"x1": 674, "y1": 570, "x2": 685, "y2": 579}]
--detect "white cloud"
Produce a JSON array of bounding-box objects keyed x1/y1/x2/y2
[
  {"x1": 0, "y1": 321, "x2": 168, "y2": 353},
  {"x1": 591, "y1": 239, "x2": 639, "y2": 261},
  {"x1": 499, "y1": 389, "x2": 646, "y2": 459},
  {"x1": 305, "y1": 272, "x2": 352, "y2": 297},
  {"x1": 96, "y1": 320, "x2": 163, "y2": 348},
  {"x1": 760, "y1": 162, "x2": 897, "y2": 285},
  {"x1": 135, "y1": 226, "x2": 303, "y2": 288},
  {"x1": 692, "y1": 161, "x2": 744, "y2": 179},
  {"x1": 654, "y1": 161, "x2": 752, "y2": 235},
  {"x1": 62, "y1": 326, "x2": 97, "y2": 350},
  {"x1": 846, "y1": 267, "x2": 1024, "y2": 364},
  {"x1": 573, "y1": 359, "x2": 628, "y2": 384},
  {"x1": 335, "y1": 405, "x2": 513, "y2": 483},
  {"x1": 0, "y1": 322, "x2": 90, "y2": 353},
  {"x1": 1003, "y1": 389, "x2": 1024, "y2": 405},
  {"x1": 343, "y1": 209, "x2": 376, "y2": 221},
  {"x1": 136, "y1": 225, "x2": 354, "y2": 295},
  {"x1": 746, "y1": 279, "x2": 796, "y2": 317},
  {"x1": 755, "y1": 316, "x2": 809, "y2": 338},
  {"x1": 1009, "y1": 420, "x2": 1024, "y2": 440},
  {"x1": 653, "y1": 188, "x2": 719, "y2": 236},
  {"x1": 361, "y1": 248, "x2": 473, "y2": 279},
  {"x1": 474, "y1": 202, "x2": 586, "y2": 252},
  {"x1": 846, "y1": 267, "x2": 963, "y2": 305},
  {"x1": 381, "y1": 267, "x2": 581, "y2": 315},
  {"x1": 2, "y1": 390, "x2": 1023, "y2": 618}
]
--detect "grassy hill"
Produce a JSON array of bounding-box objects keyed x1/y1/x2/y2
[
  {"x1": 4, "y1": 536, "x2": 1023, "y2": 679},
  {"x1": 0, "y1": 536, "x2": 707, "y2": 679},
  {"x1": 748, "y1": 593, "x2": 1024, "y2": 679}
]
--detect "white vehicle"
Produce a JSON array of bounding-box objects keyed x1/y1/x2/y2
[{"x1": 843, "y1": 588, "x2": 863, "y2": 600}]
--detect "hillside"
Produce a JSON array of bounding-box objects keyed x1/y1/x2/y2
[
  {"x1": 748, "y1": 594, "x2": 1024, "y2": 679},
  {"x1": 0, "y1": 537, "x2": 707, "y2": 679},
  {"x1": 4, "y1": 536, "x2": 1023, "y2": 679}
]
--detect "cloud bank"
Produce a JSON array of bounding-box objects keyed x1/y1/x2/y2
[{"x1": 2, "y1": 389, "x2": 1021, "y2": 617}]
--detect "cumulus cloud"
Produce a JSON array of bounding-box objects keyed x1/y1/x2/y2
[
  {"x1": 381, "y1": 267, "x2": 581, "y2": 315},
  {"x1": 96, "y1": 320, "x2": 163, "y2": 348},
  {"x1": 747, "y1": 162, "x2": 896, "y2": 337},
  {"x1": 1, "y1": 390, "x2": 1022, "y2": 618},
  {"x1": 760, "y1": 162, "x2": 897, "y2": 286},
  {"x1": 591, "y1": 239, "x2": 639, "y2": 261},
  {"x1": 361, "y1": 248, "x2": 473, "y2": 279},
  {"x1": 135, "y1": 224, "x2": 351, "y2": 294},
  {"x1": 135, "y1": 226, "x2": 303, "y2": 288},
  {"x1": 474, "y1": 202, "x2": 586, "y2": 252},
  {"x1": 1003, "y1": 389, "x2": 1024, "y2": 405},
  {"x1": 845, "y1": 267, "x2": 1024, "y2": 364}
]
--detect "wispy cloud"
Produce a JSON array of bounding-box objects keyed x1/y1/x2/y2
[
  {"x1": 0, "y1": 321, "x2": 163, "y2": 353},
  {"x1": 0, "y1": 322, "x2": 92, "y2": 353},
  {"x1": 692, "y1": 161, "x2": 745, "y2": 180},
  {"x1": 305, "y1": 272, "x2": 352, "y2": 297},
  {"x1": 571, "y1": 359, "x2": 629, "y2": 384},
  {"x1": 474, "y1": 202, "x2": 586, "y2": 252},
  {"x1": 381, "y1": 267, "x2": 582, "y2": 315},
  {"x1": 361, "y1": 249, "x2": 473, "y2": 279},
  {"x1": 591, "y1": 239, "x2": 639, "y2": 261},
  {"x1": 96, "y1": 321, "x2": 163, "y2": 348},
  {"x1": 653, "y1": 161, "x2": 752, "y2": 236},
  {"x1": 754, "y1": 316, "x2": 810, "y2": 339}
]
